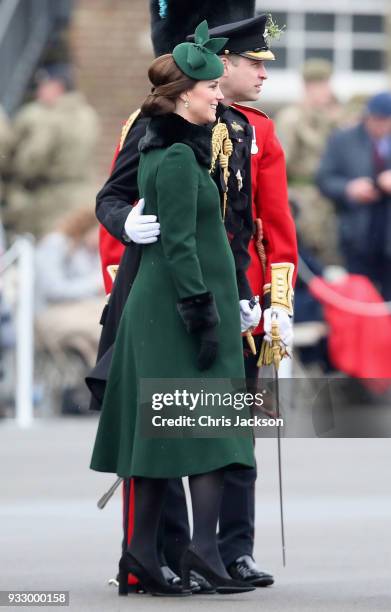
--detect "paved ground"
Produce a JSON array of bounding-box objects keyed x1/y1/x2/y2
[{"x1": 1, "y1": 416, "x2": 390, "y2": 611}]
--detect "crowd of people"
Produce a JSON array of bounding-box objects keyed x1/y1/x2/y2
[
  {"x1": 273, "y1": 61, "x2": 391, "y2": 373},
  {"x1": 0, "y1": 64, "x2": 102, "y2": 415},
  {"x1": 275, "y1": 59, "x2": 391, "y2": 298}
]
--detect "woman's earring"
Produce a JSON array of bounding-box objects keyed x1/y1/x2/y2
[{"x1": 184, "y1": 100, "x2": 190, "y2": 108}]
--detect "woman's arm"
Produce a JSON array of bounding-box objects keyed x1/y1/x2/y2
[
  {"x1": 155, "y1": 143, "x2": 208, "y2": 299},
  {"x1": 155, "y1": 143, "x2": 219, "y2": 369}
]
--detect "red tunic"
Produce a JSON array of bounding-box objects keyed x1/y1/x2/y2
[{"x1": 234, "y1": 103, "x2": 298, "y2": 334}]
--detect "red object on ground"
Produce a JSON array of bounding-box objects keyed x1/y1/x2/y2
[{"x1": 309, "y1": 274, "x2": 391, "y2": 390}]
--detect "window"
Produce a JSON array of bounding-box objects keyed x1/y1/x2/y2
[
  {"x1": 272, "y1": 47, "x2": 287, "y2": 69},
  {"x1": 257, "y1": 4, "x2": 387, "y2": 75},
  {"x1": 353, "y1": 49, "x2": 384, "y2": 72},
  {"x1": 270, "y1": 11, "x2": 288, "y2": 29},
  {"x1": 305, "y1": 13, "x2": 335, "y2": 32},
  {"x1": 353, "y1": 15, "x2": 384, "y2": 33}
]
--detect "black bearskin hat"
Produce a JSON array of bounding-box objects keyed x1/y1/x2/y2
[{"x1": 150, "y1": 0, "x2": 256, "y2": 56}]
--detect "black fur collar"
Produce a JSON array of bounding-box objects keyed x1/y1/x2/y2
[{"x1": 139, "y1": 113, "x2": 212, "y2": 168}]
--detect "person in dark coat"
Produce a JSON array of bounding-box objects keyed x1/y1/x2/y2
[
  {"x1": 90, "y1": 23, "x2": 256, "y2": 597},
  {"x1": 317, "y1": 92, "x2": 391, "y2": 300}
]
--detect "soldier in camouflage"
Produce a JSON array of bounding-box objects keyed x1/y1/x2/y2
[
  {"x1": 3, "y1": 65, "x2": 100, "y2": 238},
  {"x1": 275, "y1": 58, "x2": 342, "y2": 264}
]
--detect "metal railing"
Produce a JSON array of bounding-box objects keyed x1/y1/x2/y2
[
  {"x1": 1, "y1": 236, "x2": 35, "y2": 427},
  {"x1": 0, "y1": 0, "x2": 72, "y2": 114}
]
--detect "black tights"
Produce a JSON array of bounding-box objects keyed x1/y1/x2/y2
[
  {"x1": 188, "y1": 469, "x2": 229, "y2": 576},
  {"x1": 128, "y1": 469, "x2": 229, "y2": 578}
]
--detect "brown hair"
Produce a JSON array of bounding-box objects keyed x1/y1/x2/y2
[
  {"x1": 226, "y1": 54, "x2": 241, "y2": 66},
  {"x1": 141, "y1": 54, "x2": 196, "y2": 117},
  {"x1": 56, "y1": 206, "x2": 98, "y2": 242}
]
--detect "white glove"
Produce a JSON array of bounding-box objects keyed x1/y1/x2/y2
[
  {"x1": 239, "y1": 299, "x2": 262, "y2": 333},
  {"x1": 123, "y1": 198, "x2": 160, "y2": 244},
  {"x1": 263, "y1": 307, "x2": 293, "y2": 347}
]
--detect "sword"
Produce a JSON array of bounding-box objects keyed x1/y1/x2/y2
[
  {"x1": 245, "y1": 295, "x2": 259, "y2": 355},
  {"x1": 271, "y1": 312, "x2": 286, "y2": 567},
  {"x1": 97, "y1": 477, "x2": 123, "y2": 509}
]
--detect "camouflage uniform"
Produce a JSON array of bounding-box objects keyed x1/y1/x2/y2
[
  {"x1": 4, "y1": 92, "x2": 100, "y2": 237},
  {"x1": 275, "y1": 60, "x2": 342, "y2": 264}
]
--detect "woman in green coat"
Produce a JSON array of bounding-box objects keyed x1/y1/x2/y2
[{"x1": 90, "y1": 22, "x2": 255, "y2": 596}]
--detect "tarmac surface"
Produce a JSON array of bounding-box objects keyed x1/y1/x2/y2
[{"x1": 1, "y1": 416, "x2": 390, "y2": 611}]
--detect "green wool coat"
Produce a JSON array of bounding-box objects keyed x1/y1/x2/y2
[{"x1": 90, "y1": 113, "x2": 255, "y2": 478}]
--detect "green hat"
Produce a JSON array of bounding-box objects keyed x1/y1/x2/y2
[{"x1": 172, "y1": 20, "x2": 228, "y2": 80}]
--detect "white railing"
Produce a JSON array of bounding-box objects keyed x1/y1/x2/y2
[{"x1": 1, "y1": 236, "x2": 35, "y2": 427}]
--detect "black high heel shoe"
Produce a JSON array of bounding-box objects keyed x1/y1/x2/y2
[
  {"x1": 118, "y1": 551, "x2": 191, "y2": 597},
  {"x1": 181, "y1": 549, "x2": 256, "y2": 594}
]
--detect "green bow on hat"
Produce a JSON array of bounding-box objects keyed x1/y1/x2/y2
[{"x1": 173, "y1": 20, "x2": 228, "y2": 81}]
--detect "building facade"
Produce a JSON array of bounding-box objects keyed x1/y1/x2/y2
[{"x1": 259, "y1": 0, "x2": 390, "y2": 103}]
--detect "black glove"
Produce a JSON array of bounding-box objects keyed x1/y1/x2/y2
[
  {"x1": 197, "y1": 326, "x2": 219, "y2": 371},
  {"x1": 177, "y1": 291, "x2": 220, "y2": 371}
]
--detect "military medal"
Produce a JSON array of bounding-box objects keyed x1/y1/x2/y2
[
  {"x1": 231, "y1": 121, "x2": 244, "y2": 132},
  {"x1": 251, "y1": 126, "x2": 258, "y2": 154}
]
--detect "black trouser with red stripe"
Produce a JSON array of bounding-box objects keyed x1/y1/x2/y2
[{"x1": 122, "y1": 335, "x2": 261, "y2": 582}]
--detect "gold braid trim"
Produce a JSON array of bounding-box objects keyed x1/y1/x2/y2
[
  {"x1": 270, "y1": 262, "x2": 294, "y2": 315},
  {"x1": 119, "y1": 109, "x2": 141, "y2": 151},
  {"x1": 210, "y1": 121, "x2": 233, "y2": 219},
  {"x1": 257, "y1": 336, "x2": 287, "y2": 368},
  {"x1": 106, "y1": 264, "x2": 119, "y2": 283},
  {"x1": 257, "y1": 262, "x2": 294, "y2": 368},
  {"x1": 254, "y1": 218, "x2": 267, "y2": 274},
  {"x1": 254, "y1": 218, "x2": 279, "y2": 367},
  {"x1": 255, "y1": 234, "x2": 293, "y2": 368}
]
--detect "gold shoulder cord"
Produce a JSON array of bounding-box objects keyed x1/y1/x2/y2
[
  {"x1": 211, "y1": 120, "x2": 257, "y2": 356},
  {"x1": 105, "y1": 108, "x2": 141, "y2": 288},
  {"x1": 119, "y1": 108, "x2": 141, "y2": 151},
  {"x1": 210, "y1": 120, "x2": 233, "y2": 219}
]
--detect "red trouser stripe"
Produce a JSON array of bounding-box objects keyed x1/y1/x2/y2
[{"x1": 122, "y1": 478, "x2": 138, "y2": 585}]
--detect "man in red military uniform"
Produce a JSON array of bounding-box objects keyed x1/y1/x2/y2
[
  {"x1": 91, "y1": 3, "x2": 297, "y2": 593},
  {"x1": 189, "y1": 19, "x2": 298, "y2": 359},
  {"x1": 237, "y1": 101, "x2": 298, "y2": 344}
]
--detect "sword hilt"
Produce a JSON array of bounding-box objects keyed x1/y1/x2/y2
[
  {"x1": 245, "y1": 296, "x2": 259, "y2": 355},
  {"x1": 271, "y1": 317, "x2": 282, "y2": 371}
]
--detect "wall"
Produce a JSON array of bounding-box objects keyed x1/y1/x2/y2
[{"x1": 70, "y1": 0, "x2": 153, "y2": 180}]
